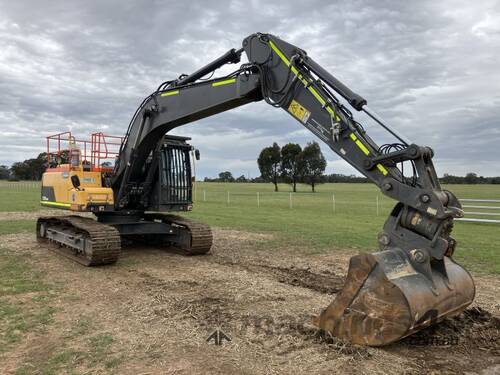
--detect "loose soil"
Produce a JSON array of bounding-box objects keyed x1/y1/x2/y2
[{"x1": 0, "y1": 219, "x2": 498, "y2": 374}]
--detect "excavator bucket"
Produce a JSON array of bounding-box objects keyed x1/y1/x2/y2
[{"x1": 314, "y1": 249, "x2": 475, "y2": 346}]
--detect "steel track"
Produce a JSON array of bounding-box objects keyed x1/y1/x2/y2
[{"x1": 37, "y1": 215, "x2": 121, "y2": 266}]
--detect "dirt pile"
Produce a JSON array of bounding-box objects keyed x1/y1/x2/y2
[{"x1": 404, "y1": 307, "x2": 500, "y2": 354}]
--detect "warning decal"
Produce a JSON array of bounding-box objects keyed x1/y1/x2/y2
[{"x1": 288, "y1": 99, "x2": 311, "y2": 124}]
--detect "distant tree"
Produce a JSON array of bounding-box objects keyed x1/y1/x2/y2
[
  {"x1": 11, "y1": 153, "x2": 44, "y2": 180},
  {"x1": 218, "y1": 171, "x2": 234, "y2": 182},
  {"x1": 258, "y1": 142, "x2": 281, "y2": 192},
  {"x1": 440, "y1": 173, "x2": 500, "y2": 184},
  {"x1": 323, "y1": 173, "x2": 369, "y2": 183},
  {"x1": 281, "y1": 143, "x2": 302, "y2": 192},
  {"x1": 236, "y1": 175, "x2": 248, "y2": 182},
  {"x1": 298, "y1": 142, "x2": 326, "y2": 192},
  {"x1": 0, "y1": 165, "x2": 10, "y2": 180},
  {"x1": 464, "y1": 172, "x2": 479, "y2": 184},
  {"x1": 9, "y1": 162, "x2": 26, "y2": 180},
  {"x1": 30, "y1": 153, "x2": 48, "y2": 179},
  {"x1": 251, "y1": 176, "x2": 265, "y2": 183},
  {"x1": 441, "y1": 173, "x2": 459, "y2": 184}
]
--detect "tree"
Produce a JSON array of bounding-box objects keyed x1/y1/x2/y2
[
  {"x1": 10, "y1": 152, "x2": 47, "y2": 180},
  {"x1": 250, "y1": 176, "x2": 265, "y2": 183},
  {"x1": 10, "y1": 162, "x2": 26, "y2": 180},
  {"x1": 441, "y1": 173, "x2": 461, "y2": 184},
  {"x1": 464, "y1": 172, "x2": 479, "y2": 184},
  {"x1": 298, "y1": 142, "x2": 326, "y2": 192},
  {"x1": 257, "y1": 142, "x2": 281, "y2": 192},
  {"x1": 236, "y1": 175, "x2": 248, "y2": 182},
  {"x1": 0, "y1": 165, "x2": 10, "y2": 180},
  {"x1": 323, "y1": 173, "x2": 369, "y2": 183},
  {"x1": 218, "y1": 171, "x2": 234, "y2": 182},
  {"x1": 281, "y1": 143, "x2": 302, "y2": 192}
]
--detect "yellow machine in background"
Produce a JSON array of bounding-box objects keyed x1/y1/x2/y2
[
  {"x1": 41, "y1": 132, "x2": 119, "y2": 213},
  {"x1": 41, "y1": 168, "x2": 114, "y2": 212}
]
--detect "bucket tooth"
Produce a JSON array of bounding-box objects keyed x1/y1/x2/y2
[{"x1": 314, "y1": 250, "x2": 475, "y2": 346}]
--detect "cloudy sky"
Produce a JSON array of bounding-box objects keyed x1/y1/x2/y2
[{"x1": 1, "y1": 0, "x2": 499, "y2": 178}]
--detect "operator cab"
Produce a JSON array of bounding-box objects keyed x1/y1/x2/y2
[{"x1": 147, "y1": 135, "x2": 198, "y2": 212}]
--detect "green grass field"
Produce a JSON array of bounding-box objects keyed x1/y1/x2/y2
[
  {"x1": 0, "y1": 182, "x2": 41, "y2": 212},
  {"x1": 0, "y1": 181, "x2": 498, "y2": 274}
]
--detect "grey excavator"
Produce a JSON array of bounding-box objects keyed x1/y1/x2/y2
[{"x1": 37, "y1": 33, "x2": 475, "y2": 346}]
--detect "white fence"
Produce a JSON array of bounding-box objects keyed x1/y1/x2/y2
[
  {"x1": 200, "y1": 189, "x2": 385, "y2": 216},
  {"x1": 199, "y1": 190, "x2": 500, "y2": 224},
  {"x1": 456, "y1": 199, "x2": 500, "y2": 224},
  {"x1": 0, "y1": 181, "x2": 40, "y2": 190},
  {"x1": 0, "y1": 182, "x2": 498, "y2": 224}
]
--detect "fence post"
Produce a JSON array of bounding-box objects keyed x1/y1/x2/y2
[
  {"x1": 257, "y1": 192, "x2": 260, "y2": 208},
  {"x1": 376, "y1": 195, "x2": 379, "y2": 216},
  {"x1": 227, "y1": 191, "x2": 230, "y2": 205},
  {"x1": 332, "y1": 193, "x2": 336, "y2": 213},
  {"x1": 289, "y1": 192, "x2": 293, "y2": 209},
  {"x1": 203, "y1": 190, "x2": 206, "y2": 202}
]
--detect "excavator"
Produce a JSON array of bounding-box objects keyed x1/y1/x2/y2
[{"x1": 37, "y1": 33, "x2": 475, "y2": 346}]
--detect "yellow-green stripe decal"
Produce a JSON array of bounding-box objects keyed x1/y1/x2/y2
[
  {"x1": 377, "y1": 164, "x2": 389, "y2": 176},
  {"x1": 349, "y1": 133, "x2": 388, "y2": 175},
  {"x1": 350, "y1": 133, "x2": 370, "y2": 155},
  {"x1": 160, "y1": 90, "x2": 179, "y2": 97},
  {"x1": 268, "y1": 40, "x2": 340, "y2": 121},
  {"x1": 40, "y1": 201, "x2": 71, "y2": 208},
  {"x1": 268, "y1": 40, "x2": 388, "y2": 177},
  {"x1": 212, "y1": 78, "x2": 236, "y2": 87}
]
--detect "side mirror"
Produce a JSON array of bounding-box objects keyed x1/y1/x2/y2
[
  {"x1": 71, "y1": 175, "x2": 81, "y2": 190},
  {"x1": 195, "y1": 149, "x2": 201, "y2": 161}
]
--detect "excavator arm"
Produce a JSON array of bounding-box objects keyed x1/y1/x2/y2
[{"x1": 112, "y1": 33, "x2": 475, "y2": 345}]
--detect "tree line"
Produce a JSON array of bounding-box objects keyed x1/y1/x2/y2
[
  {"x1": 0, "y1": 152, "x2": 48, "y2": 181},
  {"x1": 1, "y1": 151, "x2": 73, "y2": 181},
  {"x1": 441, "y1": 173, "x2": 500, "y2": 184},
  {"x1": 204, "y1": 142, "x2": 500, "y2": 190},
  {"x1": 2, "y1": 149, "x2": 500, "y2": 186},
  {"x1": 204, "y1": 172, "x2": 371, "y2": 184}
]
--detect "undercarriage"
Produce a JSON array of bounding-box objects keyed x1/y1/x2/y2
[{"x1": 36, "y1": 212, "x2": 212, "y2": 265}]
